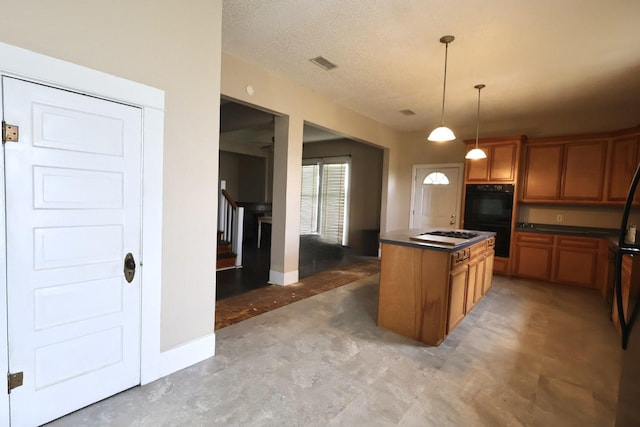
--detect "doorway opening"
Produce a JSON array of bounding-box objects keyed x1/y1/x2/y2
[{"x1": 216, "y1": 100, "x2": 384, "y2": 305}]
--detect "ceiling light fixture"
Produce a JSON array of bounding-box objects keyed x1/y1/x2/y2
[
  {"x1": 428, "y1": 35, "x2": 456, "y2": 142},
  {"x1": 465, "y1": 84, "x2": 488, "y2": 160},
  {"x1": 309, "y1": 56, "x2": 337, "y2": 71}
]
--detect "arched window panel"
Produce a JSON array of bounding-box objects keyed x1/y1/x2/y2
[{"x1": 423, "y1": 171, "x2": 450, "y2": 185}]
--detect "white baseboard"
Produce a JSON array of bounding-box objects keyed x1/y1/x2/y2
[
  {"x1": 158, "y1": 333, "x2": 216, "y2": 379},
  {"x1": 269, "y1": 269, "x2": 299, "y2": 285}
]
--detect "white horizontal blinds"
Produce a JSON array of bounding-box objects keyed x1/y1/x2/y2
[
  {"x1": 319, "y1": 159, "x2": 350, "y2": 245},
  {"x1": 300, "y1": 163, "x2": 320, "y2": 234}
]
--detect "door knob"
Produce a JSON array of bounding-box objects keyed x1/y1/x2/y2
[
  {"x1": 450, "y1": 214, "x2": 455, "y2": 225},
  {"x1": 124, "y1": 253, "x2": 136, "y2": 283}
]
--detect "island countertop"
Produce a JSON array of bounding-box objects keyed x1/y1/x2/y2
[
  {"x1": 377, "y1": 229, "x2": 496, "y2": 346},
  {"x1": 379, "y1": 228, "x2": 496, "y2": 252}
]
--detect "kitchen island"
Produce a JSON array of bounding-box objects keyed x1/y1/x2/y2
[{"x1": 377, "y1": 229, "x2": 496, "y2": 346}]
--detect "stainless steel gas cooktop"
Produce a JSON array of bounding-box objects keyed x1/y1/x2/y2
[{"x1": 410, "y1": 230, "x2": 480, "y2": 246}]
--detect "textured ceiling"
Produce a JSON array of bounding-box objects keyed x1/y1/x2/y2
[{"x1": 222, "y1": 0, "x2": 640, "y2": 141}]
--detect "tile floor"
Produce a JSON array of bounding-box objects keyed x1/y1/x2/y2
[
  {"x1": 215, "y1": 259, "x2": 380, "y2": 330},
  {"x1": 49, "y1": 274, "x2": 622, "y2": 426}
]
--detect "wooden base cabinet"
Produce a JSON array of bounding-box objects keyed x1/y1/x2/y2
[
  {"x1": 484, "y1": 250, "x2": 495, "y2": 292},
  {"x1": 513, "y1": 233, "x2": 554, "y2": 280},
  {"x1": 448, "y1": 265, "x2": 468, "y2": 333},
  {"x1": 553, "y1": 237, "x2": 600, "y2": 289},
  {"x1": 612, "y1": 255, "x2": 639, "y2": 334},
  {"x1": 378, "y1": 238, "x2": 495, "y2": 345},
  {"x1": 514, "y1": 232, "x2": 607, "y2": 290}
]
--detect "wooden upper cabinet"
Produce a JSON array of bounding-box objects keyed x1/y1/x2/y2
[
  {"x1": 466, "y1": 151, "x2": 489, "y2": 181},
  {"x1": 522, "y1": 136, "x2": 610, "y2": 203},
  {"x1": 490, "y1": 144, "x2": 518, "y2": 181},
  {"x1": 561, "y1": 140, "x2": 607, "y2": 201},
  {"x1": 521, "y1": 144, "x2": 563, "y2": 200},
  {"x1": 464, "y1": 137, "x2": 523, "y2": 183},
  {"x1": 606, "y1": 135, "x2": 640, "y2": 203}
]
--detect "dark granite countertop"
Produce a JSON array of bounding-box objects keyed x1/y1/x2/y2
[
  {"x1": 379, "y1": 228, "x2": 496, "y2": 253},
  {"x1": 514, "y1": 222, "x2": 630, "y2": 248},
  {"x1": 516, "y1": 222, "x2": 617, "y2": 238}
]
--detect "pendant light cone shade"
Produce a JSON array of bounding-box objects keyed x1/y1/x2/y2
[
  {"x1": 428, "y1": 35, "x2": 456, "y2": 142},
  {"x1": 466, "y1": 84, "x2": 487, "y2": 160},
  {"x1": 428, "y1": 126, "x2": 456, "y2": 142}
]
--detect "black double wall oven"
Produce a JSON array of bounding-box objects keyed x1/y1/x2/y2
[{"x1": 463, "y1": 184, "x2": 514, "y2": 258}]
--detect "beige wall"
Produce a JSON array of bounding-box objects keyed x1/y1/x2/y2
[
  {"x1": 0, "y1": 1, "x2": 223, "y2": 350},
  {"x1": 393, "y1": 131, "x2": 469, "y2": 229},
  {"x1": 219, "y1": 151, "x2": 240, "y2": 198},
  {"x1": 221, "y1": 54, "x2": 405, "y2": 233},
  {"x1": 518, "y1": 205, "x2": 628, "y2": 229}
]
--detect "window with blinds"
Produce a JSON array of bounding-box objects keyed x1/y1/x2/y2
[
  {"x1": 299, "y1": 157, "x2": 350, "y2": 245},
  {"x1": 300, "y1": 164, "x2": 320, "y2": 234}
]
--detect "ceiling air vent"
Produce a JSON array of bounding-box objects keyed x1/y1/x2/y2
[
  {"x1": 309, "y1": 56, "x2": 337, "y2": 71},
  {"x1": 399, "y1": 109, "x2": 416, "y2": 116}
]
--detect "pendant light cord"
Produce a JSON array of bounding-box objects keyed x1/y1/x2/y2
[
  {"x1": 440, "y1": 41, "x2": 449, "y2": 126},
  {"x1": 475, "y1": 85, "x2": 481, "y2": 148}
]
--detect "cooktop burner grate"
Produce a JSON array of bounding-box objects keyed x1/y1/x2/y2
[{"x1": 420, "y1": 230, "x2": 480, "y2": 239}]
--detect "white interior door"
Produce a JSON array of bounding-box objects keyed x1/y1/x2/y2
[
  {"x1": 411, "y1": 164, "x2": 463, "y2": 229},
  {"x1": 3, "y1": 76, "x2": 143, "y2": 426}
]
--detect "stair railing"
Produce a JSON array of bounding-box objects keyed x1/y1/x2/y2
[{"x1": 219, "y1": 188, "x2": 244, "y2": 268}]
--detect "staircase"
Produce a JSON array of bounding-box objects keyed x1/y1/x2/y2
[
  {"x1": 217, "y1": 230, "x2": 236, "y2": 270},
  {"x1": 217, "y1": 183, "x2": 244, "y2": 271}
]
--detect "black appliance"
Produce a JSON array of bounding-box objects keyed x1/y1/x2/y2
[
  {"x1": 463, "y1": 184, "x2": 514, "y2": 258},
  {"x1": 614, "y1": 164, "x2": 640, "y2": 427}
]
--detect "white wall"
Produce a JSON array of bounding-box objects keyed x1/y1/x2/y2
[{"x1": 0, "y1": 1, "x2": 223, "y2": 351}]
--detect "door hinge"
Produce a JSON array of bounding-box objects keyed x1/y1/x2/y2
[
  {"x1": 7, "y1": 371, "x2": 23, "y2": 393},
  {"x1": 2, "y1": 121, "x2": 19, "y2": 143}
]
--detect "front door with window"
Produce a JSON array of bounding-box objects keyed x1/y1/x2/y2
[
  {"x1": 3, "y1": 77, "x2": 143, "y2": 426},
  {"x1": 411, "y1": 164, "x2": 463, "y2": 229}
]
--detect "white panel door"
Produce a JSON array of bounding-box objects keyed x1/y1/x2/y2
[
  {"x1": 411, "y1": 165, "x2": 462, "y2": 229},
  {"x1": 3, "y1": 77, "x2": 143, "y2": 426}
]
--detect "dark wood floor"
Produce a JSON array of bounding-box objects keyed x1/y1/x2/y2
[{"x1": 215, "y1": 233, "x2": 367, "y2": 300}]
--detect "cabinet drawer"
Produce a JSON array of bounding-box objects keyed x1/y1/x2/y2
[
  {"x1": 556, "y1": 236, "x2": 599, "y2": 249},
  {"x1": 451, "y1": 248, "x2": 470, "y2": 267},
  {"x1": 516, "y1": 232, "x2": 554, "y2": 245}
]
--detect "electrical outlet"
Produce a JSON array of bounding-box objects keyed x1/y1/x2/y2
[{"x1": 556, "y1": 214, "x2": 563, "y2": 222}]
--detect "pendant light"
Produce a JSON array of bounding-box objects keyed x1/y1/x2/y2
[
  {"x1": 465, "y1": 84, "x2": 488, "y2": 160},
  {"x1": 428, "y1": 35, "x2": 456, "y2": 142}
]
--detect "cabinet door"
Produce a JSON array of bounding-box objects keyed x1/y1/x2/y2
[
  {"x1": 515, "y1": 245, "x2": 553, "y2": 280},
  {"x1": 514, "y1": 233, "x2": 554, "y2": 280},
  {"x1": 483, "y1": 250, "x2": 495, "y2": 293},
  {"x1": 553, "y1": 237, "x2": 600, "y2": 288},
  {"x1": 612, "y1": 256, "x2": 633, "y2": 332},
  {"x1": 522, "y1": 144, "x2": 563, "y2": 200},
  {"x1": 554, "y1": 249, "x2": 598, "y2": 288},
  {"x1": 466, "y1": 146, "x2": 489, "y2": 181},
  {"x1": 561, "y1": 140, "x2": 607, "y2": 201},
  {"x1": 607, "y1": 136, "x2": 640, "y2": 203},
  {"x1": 448, "y1": 265, "x2": 468, "y2": 333},
  {"x1": 490, "y1": 143, "x2": 517, "y2": 181},
  {"x1": 465, "y1": 256, "x2": 484, "y2": 314}
]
